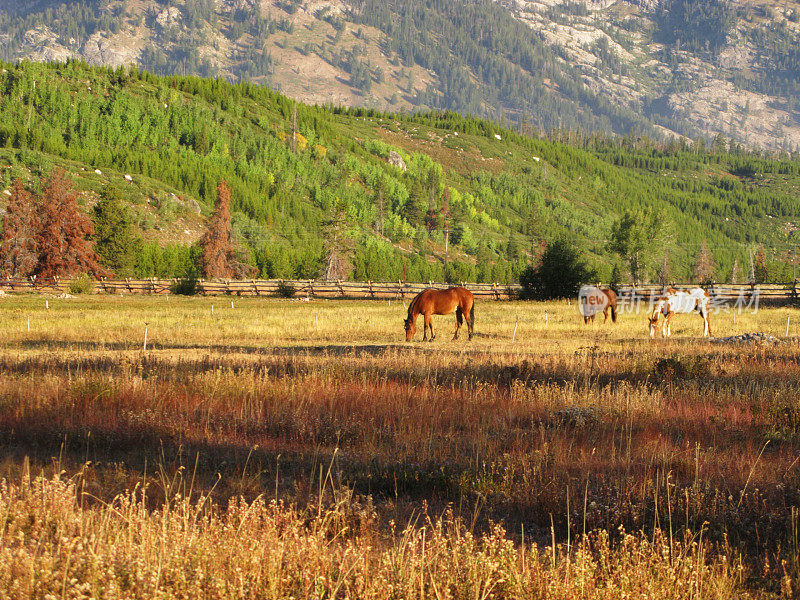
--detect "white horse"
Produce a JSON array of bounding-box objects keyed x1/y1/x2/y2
[{"x1": 648, "y1": 287, "x2": 712, "y2": 338}]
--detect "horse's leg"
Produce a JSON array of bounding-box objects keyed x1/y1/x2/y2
[
  {"x1": 422, "y1": 313, "x2": 428, "y2": 341},
  {"x1": 664, "y1": 312, "x2": 673, "y2": 337},
  {"x1": 454, "y1": 307, "x2": 463, "y2": 340},
  {"x1": 603, "y1": 307, "x2": 609, "y2": 323},
  {"x1": 467, "y1": 299, "x2": 474, "y2": 340},
  {"x1": 701, "y1": 306, "x2": 711, "y2": 337},
  {"x1": 427, "y1": 314, "x2": 435, "y2": 341}
]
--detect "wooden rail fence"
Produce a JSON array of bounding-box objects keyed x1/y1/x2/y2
[
  {"x1": 0, "y1": 278, "x2": 798, "y2": 304},
  {"x1": 0, "y1": 277, "x2": 520, "y2": 300}
]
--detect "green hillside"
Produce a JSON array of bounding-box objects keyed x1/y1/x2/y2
[{"x1": 1, "y1": 60, "x2": 800, "y2": 283}]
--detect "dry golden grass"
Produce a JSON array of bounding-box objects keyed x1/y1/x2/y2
[{"x1": 0, "y1": 294, "x2": 798, "y2": 598}]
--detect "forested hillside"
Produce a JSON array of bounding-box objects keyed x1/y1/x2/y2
[
  {"x1": 1, "y1": 60, "x2": 799, "y2": 283},
  {"x1": 4, "y1": 0, "x2": 800, "y2": 151}
]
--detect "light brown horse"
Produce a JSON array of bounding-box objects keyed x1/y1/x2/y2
[
  {"x1": 583, "y1": 288, "x2": 618, "y2": 324},
  {"x1": 404, "y1": 287, "x2": 475, "y2": 342}
]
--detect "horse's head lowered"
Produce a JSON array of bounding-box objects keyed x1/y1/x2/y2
[{"x1": 404, "y1": 317, "x2": 416, "y2": 341}]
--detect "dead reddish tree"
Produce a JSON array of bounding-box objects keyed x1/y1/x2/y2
[
  {"x1": 691, "y1": 240, "x2": 717, "y2": 284},
  {"x1": 35, "y1": 168, "x2": 109, "y2": 279},
  {"x1": 0, "y1": 178, "x2": 39, "y2": 277},
  {"x1": 199, "y1": 180, "x2": 255, "y2": 279}
]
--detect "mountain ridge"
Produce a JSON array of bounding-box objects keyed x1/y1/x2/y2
[{"x1": 3, "y1": 0, "x2": 800, "y2": 150}]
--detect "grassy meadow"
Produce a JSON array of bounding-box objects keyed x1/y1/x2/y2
[{"x1": 1, "y1": 293, "x2": 799, "y2": 598}]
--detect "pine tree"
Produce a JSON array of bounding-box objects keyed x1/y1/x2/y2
[
  {"x1": 322, "y1": 198, "x2": 354, "y2": 281},
  {"x1": 609, "y1": 209, "x2": 665, "y2": 284},
  {"x1": 754, "y1": 245, "x2": 768, "y2": 284},
  {"x1": 35, "y1": 169, "x2": 108, "y2": 279},
  {"x1": 729, "y1": 257, "x2": 741, "y2": 283},
  {"x1": 656, "y1": 251, "x2": 671, "y2": 287},
  {"x1": 0, "y1": 178, "x2": 39, "y2": 277},
  {"x1": 518, "y1": 238, "x2": 595, "y2": 300},
  {"x1": 92, "y1": 185, "x2": 141, "y2": 277},
  {"x1": 691, "y1": 241, "x2": 717, "y2": 284}
]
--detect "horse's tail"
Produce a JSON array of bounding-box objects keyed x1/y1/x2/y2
[
  {"x1": 470, "y1": 300, "x2": 475, "y2": 327},
  {"x1": 610, "y1": 304, "x2": 617, "y2": 323}
]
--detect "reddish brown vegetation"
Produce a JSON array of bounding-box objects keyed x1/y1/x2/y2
[
  {"x1": 35, "y1": 169, "x2": 109, "y2": 279},
  {"x1": 199, "y1": 180, "x2": 255, "y2": 278},
  {"x1": 0, "y1": 178, "x2": 38, "y2": 277},
  {"x1": 0, "y1": 170, "x2": 108, "y2": 279}
]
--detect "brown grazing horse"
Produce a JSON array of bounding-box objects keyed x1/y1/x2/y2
[
  {"x1": 404, "y1": 287, "x2": 475, "y2": 341},
  {"x1": 584, "y1": 288, "x2": 618, "y2": 324}
]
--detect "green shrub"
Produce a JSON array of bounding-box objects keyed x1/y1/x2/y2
[
  {"x1": 171, "y1": 275, "x2": 199, "y2": 295},
  {"x1": 518, "y1": 238, "x2": 596, "y2": 300},
  {"x1": 69, "y1": 273, "x2": 94, "y2": 295},
  {"x1": 275, "y1": 280, "x2": 296, "y2": 298}
]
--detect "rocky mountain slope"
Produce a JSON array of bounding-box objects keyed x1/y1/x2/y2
[{"x1": 2, "y1": 0, "x2": 800, "y2": 150}]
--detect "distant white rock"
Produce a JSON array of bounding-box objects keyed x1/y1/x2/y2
[
  {"x1": 494, "y1": 134, "x2": 502, "y2": 140},
  {"x1": 94, "y1": 169, "x2": 102, "y2": 175},
  {"x1": 156, "y1": 7, "x2": 182, "y2": 28},
  {"x1": 124, "y1": 174, "x2": 133, "y2": 182},
  {"x1": 184, "y1": 197, "x2": 202, "y2": 215},
  {"x1": 388, "y1": 150, "x2": 407, "y2": 172}
]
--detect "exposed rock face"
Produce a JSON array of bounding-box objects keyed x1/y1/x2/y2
[
  {"x1": 500, "y1": 0, "x2": 800, "y2": 150},
  {"x1": 82, "y1": 32, "x2": 141, "y2": 67},
  {"x1": 388, "y1": 150, "x2": 407, "y2": 172},
  {"x1": 23, "y1": 26, "x2": 77, "y2": 63},
  {"x1": 666, "y1": 80, "x2": 798, "y2": 150},
  {"x1": 155, "y1": 7, "x2": 183, "y2": 28}
]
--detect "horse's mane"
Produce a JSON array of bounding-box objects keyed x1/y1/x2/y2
[{"x1": 407, "y1": 290, "x2": 424, "y2": 318}]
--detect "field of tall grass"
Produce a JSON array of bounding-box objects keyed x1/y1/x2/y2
[{"x1": 0, "y1": 294, "x2": 798, "y2": 598}]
